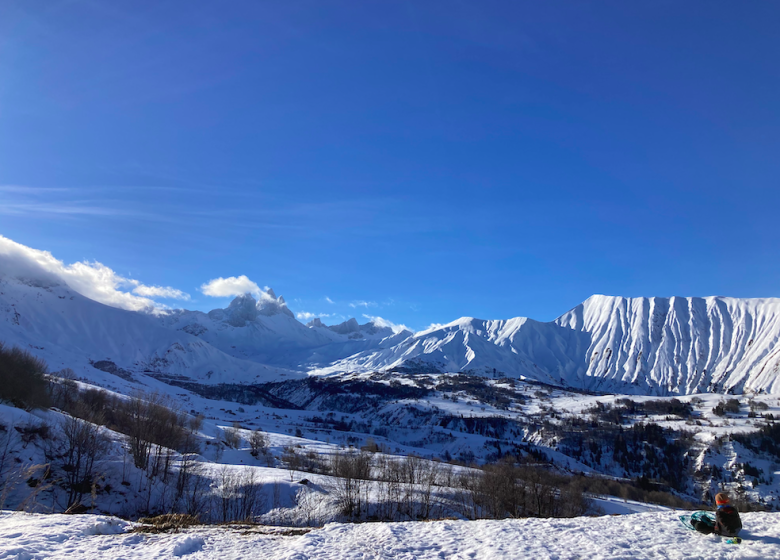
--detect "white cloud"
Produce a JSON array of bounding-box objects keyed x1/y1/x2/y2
[
  {"x1": 349, "y1": 300, "x2": 376, "y2": 309},
  {"x1": 132, "y1": 285, "x2": 190, "y2": 300},
  {"x1": 0, "y1": 235, "x2": 189, "y2": 312},
  {"x1": 200, "y1": 275, "x2": 262, "y2": 298},
  {"x1": 362, "y1": 314, "x2": 408, "y2": 334},
  {"x1": 325, "y1": 296, "x2": 335, "y2": 304},
  {"x1": 297, "y1": 311, "x2": 332, "y2": 321}
]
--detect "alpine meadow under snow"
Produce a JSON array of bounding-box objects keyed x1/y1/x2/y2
[{"x1": 2, "y1": 236, "x2": 780, "y2": 558}]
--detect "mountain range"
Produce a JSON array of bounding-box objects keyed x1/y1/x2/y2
[{"x1": 2, "y1": 272, "x2": 780, "y2": 395}]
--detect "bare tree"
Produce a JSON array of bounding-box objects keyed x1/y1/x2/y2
[
  {"x1": 248, "y1": 430, "x2": 268, "y2": 458},
  {"x1": 282, "y1": 446, "x2": 304, "y2": 482},
  {"x1": 213, "y1": 466, "x2": 264, "y2": 523},
  {"x1": 57, "y1": 412, "x2": 110, "y2": 508},
  {"x1": 223, "y1": 423, "x2": 242, "y2": 449},
  {"x1": 330, "y1": 450, "x2": 373, "y2": 519}
]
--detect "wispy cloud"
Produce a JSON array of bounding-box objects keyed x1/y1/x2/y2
[
  {"x1": 0, "y1": 185, "x2": 74, "y2": 194},
  {"x1": 325, "y1": 296, "x2": 335, "y2": 304},
  {"x1": 0, "y1": 185, "x2": 438, "y2": 237},
  {"x1": 349, "y1": 300, "x2": 377, "y2": 309},
  {"x1": 297, "y1": 311, "x2": 332, "y2": 321},
  {"x1": 132, "y1": 285, "x2": 190, "y2": 300},
  {"x1": 0, "y1": 202, "x2": 156, "y2": 218}
]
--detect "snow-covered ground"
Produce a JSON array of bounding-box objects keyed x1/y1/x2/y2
[{"x1": 2, "y1": 510, "x2": 779, "y2": 559}]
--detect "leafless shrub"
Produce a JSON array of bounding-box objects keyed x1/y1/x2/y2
[
  {"x1": 56, "y1": 411, "x2": 110, "y2": 509},
  {"x1": 452, "y1": 460, "x2": 590, "y2": 520},
  {"x1": 114, "y1": 391, "x2": 196, "y2": 478},
  {"x1": 135, "y1": 513, "x2": 199, "y2": 533},
  {"x1": 295, "y1": 485, "x2": 325, "y2": 527},
  {"x1": 282, "y1": 446, "x2": 304, "y2": 482},
  {"x1": 330, "y1": 450, "x2": 373, "y2": 519},
  {"x1": 177, "y1": 460, "x2": 209, "y2": 518},
  {"x1": 189, "y1": 414, "x2": 205, "y2": 432},
  {"x1": 213, "y1": 466, "x2": 265, "y2": 523},
  {"x1": 223, "y1": 423, "x2": 242, "y2": 449},
  {"x1": 248, "y1": 430, "x2": 268, "y2": 458}
]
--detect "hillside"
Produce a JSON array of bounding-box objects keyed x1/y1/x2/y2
[{"x1": 0, "y1": 277, "x2": 300, "y2": 385}]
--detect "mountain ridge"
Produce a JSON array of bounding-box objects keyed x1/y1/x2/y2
[{"x1": 2, "y1": 270, "x2": 780, "y2": 395}]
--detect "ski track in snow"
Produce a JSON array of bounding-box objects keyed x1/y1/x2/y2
[{"x1": 1, "y1": 511, "x2": 779, "y2": 560}]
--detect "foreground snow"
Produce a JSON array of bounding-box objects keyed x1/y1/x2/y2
[{"x1": 2, "y1": 511, "x2": 779, "y2": 560}]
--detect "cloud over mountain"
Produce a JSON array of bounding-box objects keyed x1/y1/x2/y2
[
  {"x1": 0, "y1": 235, "x2": 188, "y2": 312},
  {"x1": 201, "y1": 275, "x2": 263, "y2": 298}
]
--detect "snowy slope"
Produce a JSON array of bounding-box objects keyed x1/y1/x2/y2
[
  {"x1": 555, "y1": 295, "x2": 780, "y2": 394},
  {"x1": 316, "y1": 316, "x2": 587, "y2": 384},
  {"x1": 2, "y1": 510, "x2": 778, "y2": 559},
  {"x1": 0, "y1": 274, "x2": 410, "y2": 383},
  {"x1": 324, "y1": 296, "x2": 780, "y2": 395},
  {"x1": 0, "y1": 277, "x2": 300, "y2": 384}
]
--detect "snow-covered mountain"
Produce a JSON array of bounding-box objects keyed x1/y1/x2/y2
[
  {"x1": 154, "y1": 292, "x2": 411, "y2": 370},
  {"x1": 3, "y1": 260, "x2": 780, "y2": 395},
  {"x1": 555, "y1": 295, "x2": 780, "y2": 394},
  {"x1": 323, "y1": 296, "x2": 780, "y2": 395},
  {"x1": 0, "y1": 277, "x2": 300, "y2": 384},
  {"x1": 0, "y1": 276, "x2": 409, "y2": 383}
]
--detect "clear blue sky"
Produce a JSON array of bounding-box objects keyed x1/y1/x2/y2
[{"x1": 1, "y1": 1, "x2": 779, "y2": 330}]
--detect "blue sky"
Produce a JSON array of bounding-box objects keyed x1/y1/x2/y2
[{"x1": 1, "y1": 1, "x2": 779, "y2": 330}]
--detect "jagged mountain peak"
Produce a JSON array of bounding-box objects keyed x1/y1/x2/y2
[
  {"x1": 327, "y1": 318, "x2": 361, "y2": 335},
  {"x1": 206, "y1": 290, "x2": 295, "y2": 326},
  {"x1": 256, "y1": 289, "x2": 294, "y2": 319},
  {"x1": 307, "y1": 316, "x2": 411, "y2": 339}
]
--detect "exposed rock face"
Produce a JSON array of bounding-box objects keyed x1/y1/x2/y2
[
  {"x1": 327, "y1": 318, "x2": 361, "y2": 336},
  {"x1": 223, "y1": 294, "x2": 260, "y2": 327}
]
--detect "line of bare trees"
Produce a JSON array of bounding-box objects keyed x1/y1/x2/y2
[
  {"x1": 454, "y1": 459, "x2": 590, "y2": 519},
  {"x1": 295, "y1": 447, "x2": 590, "y2": 522}
]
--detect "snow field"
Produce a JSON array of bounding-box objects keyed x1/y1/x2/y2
[{"x1": 2, "y1": 511, "x2": 779, "y2": 559}]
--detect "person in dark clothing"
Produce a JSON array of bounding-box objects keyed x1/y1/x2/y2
[
  {"x1": 692, "y1": 493, "x2": 742, "y2": 536},
  {"x1": 713, "y1": 492, "x2": 742, "y2": 536}
]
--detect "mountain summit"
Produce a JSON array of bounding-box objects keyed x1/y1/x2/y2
[{"x1": 207, "y1": 291, "x2": 294, "y2": 326}]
